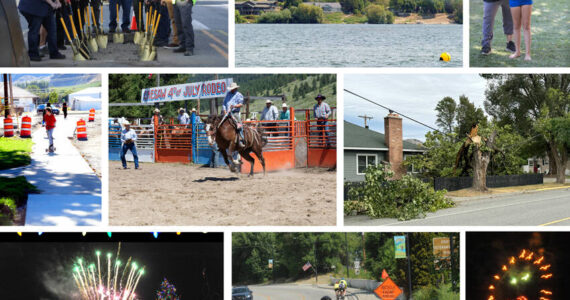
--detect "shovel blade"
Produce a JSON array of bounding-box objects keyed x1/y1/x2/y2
[
  {"x1": 97, "y1": 35, "x2": 108, "y2": 49},
  {"x1": 88, "y1": 38, "x2": 99, "y2": 53}
]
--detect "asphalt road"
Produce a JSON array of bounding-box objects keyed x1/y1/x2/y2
[
  {"x1": 345, "y1": 188, "x2": 570, "y2": 226},
  {"x1": 18, "y1": 0, "x2": 227, "y2": 67},
  {"x1": 249, "y1": 284, "x2": 380, "y2": 300}
]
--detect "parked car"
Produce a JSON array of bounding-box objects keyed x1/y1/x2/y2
[
  {"x1": 232, "y1": 286, "x2": 253, "y2": 300},
  {"x1": 36, "y1": 104, "x2": 59, "y2": 115}
]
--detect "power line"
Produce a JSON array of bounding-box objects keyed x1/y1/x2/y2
[{"x1": 344, "y1": 89, "x2": 440, "y2": 132}]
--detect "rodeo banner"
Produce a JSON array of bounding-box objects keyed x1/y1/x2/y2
[{"x1": 141, "y1": 78, "x2": 233, "y2": 103}]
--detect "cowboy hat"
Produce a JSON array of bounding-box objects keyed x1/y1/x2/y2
[
  {"x1": 315, "y1": 94, "x2": 326, "y2": 100},
  {"x1": 191, "y1": 108, "x2": 196, "y2": 112},
  {"x1": 178, "y1": 108, "x2": 185, "y2": 112},
  {"x1": 265, "y1": 99, "x2": 273, "y2": 104},
  {"x1": 123, "y1": 120, "x2": 131, "y2": 125},
  {"x1": 154, "y1": 108, "x2": 160, "y2": 113},
  {"x1": 282, "y1": 103, "x2": 288, "y2": 108},
  {"x1": 229, "y1": 82, "x2": 240, "y2": 90}
]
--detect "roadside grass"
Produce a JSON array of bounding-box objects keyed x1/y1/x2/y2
[
  {"x1": 469, "y1": 0, "x2": 570, "y2": 67},
  {"x1": 413, "y1": 283, "x2": 459, "y2": 300},
  {"x1": 0, "y1": 176, "x2": 38, "y2": 225},
  {"x1": 447, "y1": 182, "x2": 570, "y2": 197},
  {"x1": 0, "y1": 137, "x2": 33, "y2": 170}
]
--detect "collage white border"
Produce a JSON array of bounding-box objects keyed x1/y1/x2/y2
[{"x1": 0, "y1": 0, "x2": 569, "y2": 299}]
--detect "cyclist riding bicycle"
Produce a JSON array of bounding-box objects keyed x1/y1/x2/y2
[{"x1": 338, "y1": 278, "x2": 348, "y2": 298}]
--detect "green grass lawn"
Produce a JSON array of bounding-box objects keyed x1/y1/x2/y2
[
  {"x1": 0, "y1": 176, "x2": 38, "y2": 225},
  {"x1": 0, "y1": 137, "x2": 33, "y2": 170},
  {"x1": 470, "y1": 0, "x2": 570, "y2": 67}
]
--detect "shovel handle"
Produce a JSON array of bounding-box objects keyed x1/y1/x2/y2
[
  {"x1": 151, "y1": 9, "x2": 158, "y2": 35},
  {"x1": 153, "y1": 14, "x2": 161, "y2": 38},
  {"x1": 116, "y1": 4, "x2": 120, "y2": 24},
  {"x1": 69, "y1": 14, "x2": 79, "y2": 39},
  {"x1": 60, "y1": 17, "x2": 73, "y2": 44},
  {"x1": 77, "y1": 8, "x2": 84, "y2": 34},
  {"x1": 139, "y1": 2, "x2": 142, "y2": 31},
  {"x1": 90, "y1": 6, "x2": 98, "y2": 33}
]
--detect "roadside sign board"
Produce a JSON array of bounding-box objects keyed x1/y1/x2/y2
[
  {"x1": 374, "y1": 277, "x2": 402, "y2": 300},
  {"x1": 268, "y1": 259, "x2": 273, "y2": 269},
  {"x1": 394, "y1": 236, "x2": 406, "y2": 259},
  {"x1": 433, "y1": 237, "x2": 451, "y2": 269}
]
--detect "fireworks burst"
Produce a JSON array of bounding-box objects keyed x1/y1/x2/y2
[
  {"x1": 487, "y1": 249, "x2": 553, "y2": 300},
  {"x1": 72, "y1": 244, "x2": 145, "y2": 300}
]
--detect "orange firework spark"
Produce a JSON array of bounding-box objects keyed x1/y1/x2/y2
[
  {"x1": 539, "y1": 298, "x2": 551, "y2": 300},
  {"x1": 509, "y1": 256, "x2": 516, "y2": 264},
  {"x1": 525, "y1": 252, "x2": 534, "y2": 260},
  {"x1": 519, "y1": 249, "x2": 527, "y2": 258},
  {"x1": 539, "y1": 264, "x2": 551, "y2": 271},
  {"x1": 502, "y1": 265, "x2": 508, "y2": 271},
  {"x1": 488, "y1": 296, "x2": 495, "y2": 300},
  {"x1": 493, "y1": 274, "x2": 500, "y2": 280},
  {"x1": 516, "y1": 296, "x2": 528, "y2": 300},
  {"x1": 540, "y1": 274, "x2": 553, "y2": 279},
  {"x1": 489, "y1": 285, "x2": 495, "y2": 290},
  {"x1": 534, "y1": 256, "x2": 544, "y2": 264},
  {"x1": 540, "y1": 290, "x2": 553, "y2": 295}
]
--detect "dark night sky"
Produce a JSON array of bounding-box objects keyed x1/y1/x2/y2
[
  {"x1": 467, "y1": 232, "x2": 570, "y2": 300},
  {"x1": 0, "y1": 233, "x2": 223, "y2": 300}
]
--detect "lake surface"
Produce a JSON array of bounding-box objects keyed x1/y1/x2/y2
[{"x1": 236, "y1": 24, "x2": 463, "y2": 67}]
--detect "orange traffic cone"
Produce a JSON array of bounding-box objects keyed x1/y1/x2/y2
[{"x1": 130, "y1": 15, "x2": 137, "y2": 31}]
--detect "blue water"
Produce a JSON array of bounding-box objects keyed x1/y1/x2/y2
[{"x1": 236, "y1": 23, "x2": 463, "y2": 67}]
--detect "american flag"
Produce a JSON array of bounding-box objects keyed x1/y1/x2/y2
[{"x1": 302, "y1": 262, "x2": 312, "y2": 271}]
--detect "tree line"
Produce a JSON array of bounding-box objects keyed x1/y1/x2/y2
[
  {"x1": 340, "y1": 0, "x2": 462, "y2": 23},
  {"x1": 233, "y1": 232, "x2": 459, "y2": 297},
  {"x1": 404, "y1": 74, "x2": 569, "y2": 184}
]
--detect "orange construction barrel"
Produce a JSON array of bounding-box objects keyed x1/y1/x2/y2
[
  {"x1": 88, "y1": 108, "x2": 95, "y2": 122},
  {"x1": 20, "y1": 115, "x2": 32, "y2": 138},
  {"x1": 77, "y1": 118, "x2": 88, "y2": 140},
  {"x1": 3, "y1": 115, "x2": 14, "y2": 137}
]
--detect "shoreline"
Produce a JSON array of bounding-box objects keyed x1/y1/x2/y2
[{"x1": 239, "y1": 12, "x2": 457, "y2": 25}]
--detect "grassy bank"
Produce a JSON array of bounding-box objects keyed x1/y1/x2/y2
[
  {"x1": 242, "y1": 12, "x2": 456, "y2": 24},
  {"x1": 0, "y1": 176, "x2": 38, "y2": 225},
  {"x1": 0, "y1": 137, "x2": 33, "y2": 170},
  {"x1": 413, "y1": 283, "x2": 459, "y2": 300},
  {"x1": 470, "y1": 0, "x2": 570, "y2": 67}
]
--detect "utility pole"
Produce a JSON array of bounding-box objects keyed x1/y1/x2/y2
[
  {"x1": 3, "y1": 74, "x2": 8, "y2": 118},
  {"x1": 156, "y1": 74, "x2": 160, "y2": 87},
  {"x1": 345, "y1": 232, "x2": 349, "y2": 278},
  {"x1": 358, "y1": 114, "x2": 373, "y2": 129},
  {"x1": 450, "y1": 233, "x2": 456, "y2": 291},
  {"x1": 406, "y1": 233, "x2": 413, "y2": 298},
  {"x1": 314, "y1": 237, "x2": 318, "y2": 284},
  {"x1": 361, "y1": 232, "x2": 366, "y2": 267}
]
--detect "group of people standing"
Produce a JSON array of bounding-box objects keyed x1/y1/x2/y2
[
  {"x1": 18, "y1": 0, "x2": 196, "y2": 62},
  {"x1": 481, "y1": 0, "x2": 533, "y2": 60}
]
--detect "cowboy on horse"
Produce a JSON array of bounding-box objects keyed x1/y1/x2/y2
[{"x1": 222, "y1": 82, "x2": 246, "y2": 148}]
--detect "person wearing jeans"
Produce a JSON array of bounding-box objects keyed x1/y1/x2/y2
[
  {"x1": 18, "y1": 0, "x2": 66, "y2": 61},
  {"x1": 313, "y1": 94, "x2": 331, "y2": 147},
  {"x1": 481, "y1": 0, "x2": 515, "y2": 55},
  {"x1": 173, "y1": 0, "x2": 194, "y2": 56},
  {"x1": 109, "y1": 0, "x2": 132, "y2": 32},
  {"x1": 120, "y1": 122, "x2": 140, "y2": 169}
]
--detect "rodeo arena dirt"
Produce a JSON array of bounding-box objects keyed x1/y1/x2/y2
[{"x1": 109, "y1": 108, "x2": 337, "y2": 226}]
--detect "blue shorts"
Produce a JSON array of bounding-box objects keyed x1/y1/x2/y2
[{"x1": 509, "y1": 0, "x2": 532, "y2": 7}]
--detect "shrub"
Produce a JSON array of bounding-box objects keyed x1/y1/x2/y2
[
  {"x1": 257, "y1": 9, "x2": 292, "y2": 23},
  {"x1": 366, "y1": 4, "x2": 394, "y2": 24},
  {"x1": 235, "y1": 10, "x2": 246, "y2": 23},
  {"x1": 291, "y1": 4, "x2": 324, "y2": 23},
  {"x1": 346, "y1": 165, "x2": 453, "y2": 220}
]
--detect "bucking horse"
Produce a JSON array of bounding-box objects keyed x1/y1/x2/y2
[{"x1": 204, "y1": 113, "x2": 267, "y2": 176}]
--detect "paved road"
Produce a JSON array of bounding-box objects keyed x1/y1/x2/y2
[
  {"x1": 18, "y1": 0, "x2": 227, "y2": 67},
  {"x1": 345, "y1": 188, "x2": 570, "y2": 226},
  {"x1": 249, "y1": 284, "x2": 379, "y2": 300},
  {"x1": 0, "y1": 114, "x2": 102, "y2": 226}
]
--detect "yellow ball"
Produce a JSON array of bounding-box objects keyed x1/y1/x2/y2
[{"x1": 440, "y1": 52, "x2": 451, "y2": 62}]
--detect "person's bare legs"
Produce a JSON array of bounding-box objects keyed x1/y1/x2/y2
[
  {"x1": 40, "y1": 25, "x2": 48, "y2": 48},
  {"x1": 509, "y1": 6, "x2": 522, "y2": 59},
  {"x1": 521, "y1": 4, "x2": 532, "y2": 60}
]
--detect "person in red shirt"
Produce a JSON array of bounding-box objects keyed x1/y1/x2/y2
[{"x1": 44, "y1": 107, "x2": 57, "y2": 151}]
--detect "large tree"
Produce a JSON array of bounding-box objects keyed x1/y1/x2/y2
[
  {"x1": 483, "y1": 74, "x2": 570, "y2": 183},
  {"x1": 435, "y1": 96, "x2": 457, "y2": 135},
  {"x1": 455, "y1": 95, "x2": 487, "y2": 140}
]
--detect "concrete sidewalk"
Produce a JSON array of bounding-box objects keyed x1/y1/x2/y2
[{"x1": 0, "y1": 114, "x2": 101, "y2": 226}]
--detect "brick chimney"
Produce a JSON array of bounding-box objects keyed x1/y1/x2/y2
[{"x1": 384, "y1": 112, "x2": 404, "y2": 179}]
